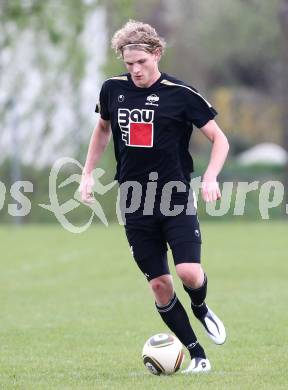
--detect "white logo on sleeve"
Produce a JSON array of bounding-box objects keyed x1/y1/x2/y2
[{"x1": 130, "y1": 245, "x2": 134, "y2": 256}]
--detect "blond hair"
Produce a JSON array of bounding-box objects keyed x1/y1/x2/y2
[{"x1": 111, "y1": 19, "x2": 166, "y2": 58}]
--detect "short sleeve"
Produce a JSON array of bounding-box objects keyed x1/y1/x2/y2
[
  {"x1": 95, "y1": 82, "x2": 110, "y2": 120},
  {"x1": 184, "y1": 87, "x2": 217, "y2": 128}
]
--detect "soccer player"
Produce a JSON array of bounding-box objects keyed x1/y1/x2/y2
[{"x1": 80, "y1": 20, "x2": 229, "y2": 373}]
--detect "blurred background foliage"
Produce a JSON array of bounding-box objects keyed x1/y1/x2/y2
[{"x1": 0, "y1": 0, "x2": 287, "y2": 223}]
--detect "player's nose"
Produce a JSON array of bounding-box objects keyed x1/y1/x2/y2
[{"x1": 133, "y1": 64, "x2": 141, "y2": 74}]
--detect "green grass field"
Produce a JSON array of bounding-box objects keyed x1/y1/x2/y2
[{"x1": 0, "y1": 222, "x2": 287, "y2": 389}]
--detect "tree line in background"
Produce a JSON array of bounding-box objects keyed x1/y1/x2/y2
[{"x1": 0, "y1": 0, "x2": 287, "y2": 223}]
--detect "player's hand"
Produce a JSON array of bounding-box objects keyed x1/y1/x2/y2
[
  {"x1": 201, "y1": 176, "x2": 221, "y2": 202},
  {"x1": 79, "y1": 171, "x2": 95, "y2": 204}
]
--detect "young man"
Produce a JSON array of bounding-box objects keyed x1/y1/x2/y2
[{"x1": 80, "y1": 20, "x2": 229, "y2": 373}]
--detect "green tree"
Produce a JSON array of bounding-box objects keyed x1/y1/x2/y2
[
  {"x1": 0, "y1": 0, "x2": 98, "y2": 165},
  {"x1": 162, "y1": 0, "x2": 280, "y2": 90}
]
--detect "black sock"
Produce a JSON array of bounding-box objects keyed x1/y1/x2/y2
[
  {"x1": 155, "y1": 293, "x2": 206, "y2": 359},
  {"x1": 187, "y1": 341, "x2": 206, "y2": 360},
  {"x1": 183, "y1": 273, "x2": 208, "y2": 319}
]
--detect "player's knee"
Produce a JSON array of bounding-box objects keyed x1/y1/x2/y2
[
  {"x1": 175, "y1": 263, "x2": 204, "y2": 288},
  {"x1": 149, "y1": 275, "x2": 174, "y2": 305},
  {"x1": 149, "y1": 276, "x2": 172, "y2": 294}
]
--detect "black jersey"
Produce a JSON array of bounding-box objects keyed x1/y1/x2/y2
[{"x1": 95, "y1": 72, "x2": 217, "y2": 185}]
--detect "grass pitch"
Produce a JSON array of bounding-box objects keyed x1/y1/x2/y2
[{"x1": 0, "y1": 222, "x2": 287, "y2": 389}]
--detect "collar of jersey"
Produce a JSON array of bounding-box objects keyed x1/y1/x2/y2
[{"x1": 127, "y1": 72, "x2": 164, "y2": 91}]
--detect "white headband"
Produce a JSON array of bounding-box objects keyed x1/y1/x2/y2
[{"x1": 122, "y1": 43, "x2": 151, "y2": 49}]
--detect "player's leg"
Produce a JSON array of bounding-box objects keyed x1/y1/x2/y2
[
  {"x1": 166, "y1": 210, "x2": 226, "y2": 346},
  {"x1": 176, "y1": 262, "x2": 207, "y2": 317},
  {"x1": 148, "y1": 272, "x2": 174, "y2": 306},
  {"x1": 163, "y1": 210, "x2": 226, "y2": 344},
  {"x1": 176, "y1": 262, "x2": 226, "y2": 345},
  {"x1": 163, "y1": 213, "x2": 226, "y2": 372},
  {"x1": 133, "y1": 250, "x2": 206, "y2": 362},
  {"x1": 144, "y1": 255, "x2": 206, "y2": 362},
  {"x1": 155, "y1": 274, "x2": 211, "y2": 374},
  {"x1": 124, "y1": 217, "x2": 207, "y2": 367}
]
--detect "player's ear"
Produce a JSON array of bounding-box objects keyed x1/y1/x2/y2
[{"x1": 153, "y1": 49, "x2": 161, "y2": 62}]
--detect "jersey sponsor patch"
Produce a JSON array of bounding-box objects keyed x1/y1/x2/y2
[
  {"x1": 118, "y1": 108, "x2": 154, "y2": 147},
  {"x1": 145, "y1": 94, "x2": 159, "y2": 107}
]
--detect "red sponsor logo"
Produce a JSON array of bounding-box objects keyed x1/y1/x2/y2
[
  {"x1": 129, "y1": 122, "x2": 153, "y2": 147},
  {"x1": 118, "y1": 108, "x2": 154, "y2": 148}
]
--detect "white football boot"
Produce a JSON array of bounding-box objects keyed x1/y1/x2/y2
[
  {"x1": 181, "y1": 358, "x2": 211, "y2": 374},
  {"x1": 198, "y1": 306, "x2": 226, "y2": 345}
]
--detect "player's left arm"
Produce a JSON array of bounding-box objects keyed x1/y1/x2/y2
[{"x1": 200, "y1": 119, "x2": 229, "y2": 202}]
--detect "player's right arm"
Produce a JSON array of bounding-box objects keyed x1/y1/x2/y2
[{"x1": 79, "y1": 118, "x2": 111, "y2": 204}]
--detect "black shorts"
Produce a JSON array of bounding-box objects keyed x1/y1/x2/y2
[{"x1": 124, "y1": 208, "x2": 202, "y2": 281}]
